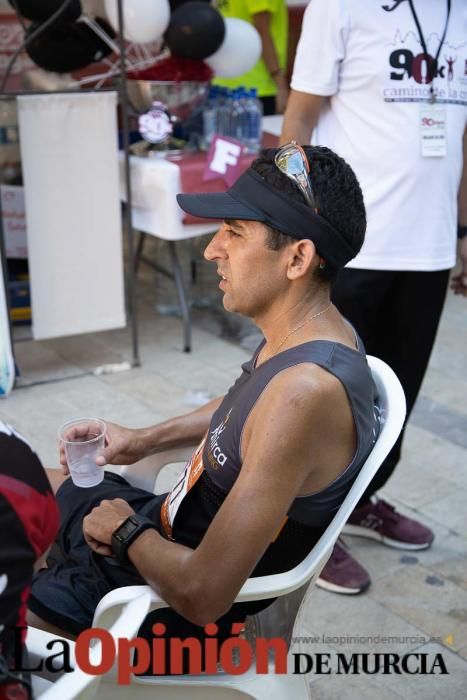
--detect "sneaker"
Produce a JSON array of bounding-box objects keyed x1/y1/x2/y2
[
  {"x1": 316, "y1": 540, "x2": 370, "y2": 595},
  {"x1": 343, "y1": 497, "x2": 434, "y2": 550}
]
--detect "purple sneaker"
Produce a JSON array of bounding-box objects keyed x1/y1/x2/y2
[
  {"x1": 343, "y1": 497, "x2": 434, "y2": 550},
  {"x1": 316, "y1": 540, "x2": 370, "y2": 595}
]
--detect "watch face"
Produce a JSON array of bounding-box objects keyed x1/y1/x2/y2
[
  {"x1": 115, "y1": 515, "x2": 138, "y2": 542},
  {"x1": 112, "y1": 514, "x2": 155, "y2": 563}
]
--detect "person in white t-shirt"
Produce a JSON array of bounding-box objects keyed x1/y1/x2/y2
[{"x1": 281, "y1": 0, "x2": 467, "y2": 595}]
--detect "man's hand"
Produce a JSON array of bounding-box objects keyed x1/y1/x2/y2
[
  {"x1": 450, "y1": 237, "x2": 467, "y2": 296},
  {"x1": 83, "y1": 498, "x2": 135, "y2": 556},
  {"x1": 59, "y1": 421, "x2": 146, "y2": 474}
]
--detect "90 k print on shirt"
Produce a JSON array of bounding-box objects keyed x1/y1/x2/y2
[{"x1": 380, "y1": 0, "x2": 467, "y2": 104}]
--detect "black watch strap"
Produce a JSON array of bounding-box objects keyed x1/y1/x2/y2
[
  {"x1": 458, "y1": 225, "x2": 467, "y2": 240},
  {"x1": 111, "y1": 514, "x2": 156, "y2": 564}
]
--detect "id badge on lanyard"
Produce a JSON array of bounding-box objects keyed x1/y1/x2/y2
[
  {"x1": 408, "y1": 0, "x2": 450, "y2": 158},
  {"x1": 419, "y1": 103, "x2": 447, "y2": 157}
]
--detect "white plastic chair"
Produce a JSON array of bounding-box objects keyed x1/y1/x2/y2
[
  {"x1": 30, "y1": 356, "x2": 405, "y2": 699},
  {"x1": 27, "y1": 589, "x2": 151, "y2": 700},
  {"x1": 119, "y1": 154, "x2": 217, "y2": 352}
]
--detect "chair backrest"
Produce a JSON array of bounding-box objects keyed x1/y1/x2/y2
[
  {"x1": 244, "y1": 355, "x2": 406, "y2": 647},
  {"x1": 110, "y1": 356, "x2": 406, "y2": 612},
  {"x1": 92, "y1": 356, "x2": 405, "y2": 685}
]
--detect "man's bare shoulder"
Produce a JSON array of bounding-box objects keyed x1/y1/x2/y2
[
  {"x1": 269, "y1": 361, "x2": 346, "y2": 408},
  {"x1": 245, "y1": 361, "x2": 349, "y2": 440},
  {"x1": 242, "y1": 360, "x2": 356, "y2": 494}
]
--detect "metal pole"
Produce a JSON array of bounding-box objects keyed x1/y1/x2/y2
[
  {"x1": 0, "y1": 170, "x2": 17, "y2": 387},
  {"x1": 117, "y1": 0, "x2": 140, "y2": 367}
]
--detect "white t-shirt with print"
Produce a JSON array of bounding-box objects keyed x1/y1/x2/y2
[{"x1": 291, "y1": 0, "x2": 467, "y2": 271}]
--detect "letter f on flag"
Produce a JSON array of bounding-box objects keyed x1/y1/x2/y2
[{"x1": 204, "y1": 136, "x2": 244, "y2": 187}]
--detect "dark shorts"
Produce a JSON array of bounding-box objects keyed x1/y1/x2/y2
[
  {"x1": 29, "y1": 472, "x2": 166, "y2": 635},
  {"x1": 28, "y1": 473, "x2": 245, "y2": 673}
]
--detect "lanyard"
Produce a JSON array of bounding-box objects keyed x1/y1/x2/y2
[{"x1": 407, "y1": 0, "x2": 451, "y2": 101}]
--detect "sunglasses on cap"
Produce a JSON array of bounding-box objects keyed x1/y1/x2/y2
[{"x1": 274, "y1": 141, "x2": 318, "y2": 212}]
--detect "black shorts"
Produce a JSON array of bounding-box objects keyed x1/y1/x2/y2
[
  {"x1": 28, "y1": 473, "x2": 246, "y2": 674},
  {"x1": 29, "y1": 472, "x2": 166, "y2": 634}
]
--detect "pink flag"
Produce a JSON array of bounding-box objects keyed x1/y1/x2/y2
[{"x1": 203, "y1": 135, "x2": 244, "y2": 187}]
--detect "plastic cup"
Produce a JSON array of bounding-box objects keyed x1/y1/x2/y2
[{"x1": 58, "y1": 417, "x2": 106, "y2": 488}]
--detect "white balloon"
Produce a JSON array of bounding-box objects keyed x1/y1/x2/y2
[
  {"x1": 104, "y1": 0, "x2": 170, "y2": 44},
  {"x1": 206, "y1": 18, "x2": 262, "y2": 79}
]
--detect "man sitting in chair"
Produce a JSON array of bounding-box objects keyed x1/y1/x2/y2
[{"x1": 28, "y1": 145, "x2": 380, "y2": 670}]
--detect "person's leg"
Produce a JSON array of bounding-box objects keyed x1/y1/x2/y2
[
  {"x1": 320, "y1": 268, "x2": 449, "y2": 594},
  {"x1": 333, "y1": 267, "x2": 450, "y2": 498},
  {"x1": 353, "y1": 268, "x2": 450, "y2": 498},
  {"x1": 318, "y1": 269, "x2": 394, "y2": 594},
  {"x1": 342, "y1": 268, "x2": 450, "y2": 547},
  {"x1": 332, "y1": 268, "x2": 399, "y2": 499}
]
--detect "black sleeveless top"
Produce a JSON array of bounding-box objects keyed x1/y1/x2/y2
[{"x1": 165, "y1": 337, "x2": 380, "y2": 580}]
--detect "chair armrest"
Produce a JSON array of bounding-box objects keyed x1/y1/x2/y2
[
  {"x1": 93, "y1": 539, "x2": 332, "y2": 630},
  {"x1": 92, "y1": 585, "x2": 165, "y2": 629}
]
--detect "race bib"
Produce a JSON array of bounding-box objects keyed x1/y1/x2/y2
[{"x1": 160, "y1": 434, "x2": 207, "y2": 539}]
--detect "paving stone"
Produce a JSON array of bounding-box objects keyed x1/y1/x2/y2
[
  {"x1": 14, "y1": 339, "x2": 81, "y2": 385},
  {"x1": 44, "y1": 332, "x2": 127, "y2": 372},
  {"x1": 411, "y1": 396, "x2": 467, "y2": 449},
  {"x1": 420, "y1": 367, "x2": 467, "y2": 417},
  {"x1": 400, "y1": 425, "x2": 467, "y2": 490},
  {"x1": 421, "y1": 489, "x2": 467, "y2": 537},
  {"x1": 368, "y1": 564, "x2": 467, "y2": 653},
  {"x1": 427, "y1": 555, "x2": 467, "y2": 594},
  {"x1": 380, "y1": 455, "x2": 459, "y2": 509}
]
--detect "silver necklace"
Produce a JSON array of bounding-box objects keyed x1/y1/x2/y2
[{"x1": 262, "y1": 302, "x2": 333, "y2": 362}]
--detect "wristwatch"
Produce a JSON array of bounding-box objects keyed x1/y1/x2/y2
[
  {"x1": 457, "y1": 225, "x2": 467, "y2": 239},
  {"x1": 111, "y1": 514, "x2": 156, "y2": 564}
]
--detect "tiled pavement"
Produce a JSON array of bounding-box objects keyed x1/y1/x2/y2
[{"x1": 1, "y1": 241, "x2": 466, "y2": 698}]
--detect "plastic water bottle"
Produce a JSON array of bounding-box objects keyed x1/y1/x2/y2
[
  {"x1": 224, "y1": 89, "x2": 235, "y2": 139},
  {"x1": 230, "y1": 88, "x2": 247, "y2": 144},
  {"x1": 202, "y1": 86, "x2": 218, "y2": 149},
  {"x1": 217, "y1": 88, "x2": 230, "y2": 138},
  {"x1": 244, "y1": 88, "x2": 262, "y2": 154}
]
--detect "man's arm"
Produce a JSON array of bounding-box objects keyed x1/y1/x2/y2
[
  {"x1": 451, "y1": 125, "x2": 467, "y2": 296},
  {"x1": 83, "y1": 368, "x2": 340, "y2": 626},
  {"x1": 59, "y1": 397, "x2": 223, "y2": 472},
  {"x1": 252, "y1": 11, "x2": 288, "y2": 114},
  {"x1": 279, "y1": 90, "x2": 325, "y2": 145}
]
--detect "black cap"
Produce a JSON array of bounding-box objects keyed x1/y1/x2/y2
[{"x1": 177, "y1": 168, "x2": 357, "y2": 269}]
